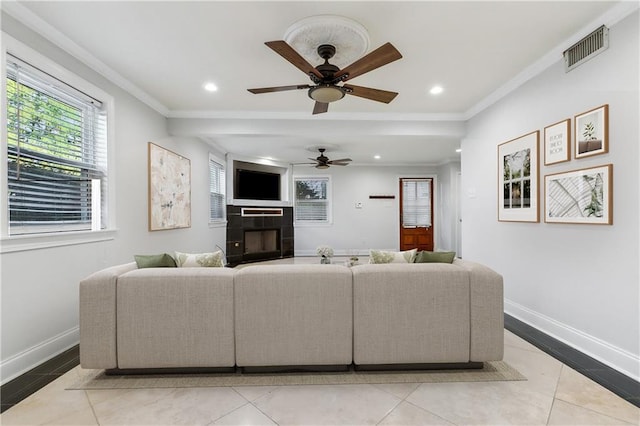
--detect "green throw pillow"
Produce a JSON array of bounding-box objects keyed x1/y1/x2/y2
[
  {"x1": 414, "y1": 251, "x2": 456, "y2": 264},
  {"x1": 134, "y1": 253, "x2": 177, "y2": 268}
]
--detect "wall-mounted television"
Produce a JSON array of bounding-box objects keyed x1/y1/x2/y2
[{"x1": 234, "y1": 168, "x2": 281, "y2": 201}]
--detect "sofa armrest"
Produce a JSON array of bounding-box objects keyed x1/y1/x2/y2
[
  {"x1": 453, "y1": 259, "x2": 504, "y2": 361},
  {"x1": 79, "y1": 262, "x2": 137, "y2": 369}
]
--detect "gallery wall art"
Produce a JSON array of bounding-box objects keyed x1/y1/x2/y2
[
  {"x1": 544, "y1": 119, "x2": 571, "y2": 165},
  {"x1": 574, "y1": 104, "x2": 608, "y2": 159},
  {"x1": 498, "y1": 131, "x2": 539, "y2": 222},
  {"x1": 544, "y1": 164, "x2": 613, "y2": 225},
  {"x1": 148, "y1": 142, "x2": 191, "y2": 231}
]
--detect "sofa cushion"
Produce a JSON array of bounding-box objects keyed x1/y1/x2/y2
[
  {"x1": 174, "y1": 250, "x2": 224, "y2": 267},
  {"x1": 369, "y1": 248, "x2": 417, "y2": 264},
  {"x1": 134, "y1": 253, "x2": 177, "y2": 268},
  {"x1": 414, "y1": 251, "x2": 456, "y2": 264}
]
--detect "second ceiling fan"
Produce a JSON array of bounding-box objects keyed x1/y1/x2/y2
[{"x1": 248, "y1": 40, "x2": 402, "y2": 115}]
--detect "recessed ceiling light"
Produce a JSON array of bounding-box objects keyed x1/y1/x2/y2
[
  {"x1": 204, "y1": 82, "x2": 218, "y2": 92},
  {"x1": 374, "y1": 155, "x2": 381, "y2": 159},
  {"x1": 456, "y1": 148, "x2": 462, "y2": 153},
  {"x1": 429, "y1": 85, "x2": 444, "y2": 95}
]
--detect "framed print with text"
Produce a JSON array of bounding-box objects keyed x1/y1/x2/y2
[{"x1": 544, "y1": 119, "x2": 571, "y2": 165}]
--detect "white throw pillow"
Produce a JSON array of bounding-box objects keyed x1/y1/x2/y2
[
  {"x1": 174, "y1": 250, "x2": 225, "y2": 267},
  {"x1": 369, "y1": 248, "x2": 418, "y2": 264}
]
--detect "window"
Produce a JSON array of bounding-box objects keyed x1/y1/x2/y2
[
  {"x1": 5, "y1": 54, "x2": 108, "y2": 236},
  {"x1": 294, "y1": 177, "x2": 330, "y2": 223},
  {"x1": 209, "y1": 154, "x2": 225, "y2": 222},
  {"x1": 401, "y1": 179, "x2": 432, "y2": 227}
]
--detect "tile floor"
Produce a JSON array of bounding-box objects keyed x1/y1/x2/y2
[{"x1": 0, "y1": 330, "x2": 638, "y2": 425}]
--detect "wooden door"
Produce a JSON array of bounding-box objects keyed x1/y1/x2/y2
[{"x1": 399, "y1": 178, "x2": 434, "y2": 251}]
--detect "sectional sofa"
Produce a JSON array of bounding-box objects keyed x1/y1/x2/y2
[{"x1": 79, "y1": 259, "x2": 503, "y2": 372}]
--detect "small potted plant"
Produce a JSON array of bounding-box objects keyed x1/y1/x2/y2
[{"x1": 316, "y1": 245, "x2": 334, "y2": 264}]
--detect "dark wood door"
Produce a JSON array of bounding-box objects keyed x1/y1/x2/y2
[{"x1": 399, "y1": 178, "x2": 434, "y2": 251}]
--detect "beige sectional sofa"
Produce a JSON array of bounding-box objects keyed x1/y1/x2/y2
[{"x1": 79, "y1": 259, "x2": 503, "y2": 372}]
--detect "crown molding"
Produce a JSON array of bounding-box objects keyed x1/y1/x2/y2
[
  {"x1": 1, "y1": 1, "x2": 170, "y2": 116},
  {"x1": 464, "y1": 1, "x2": 639, "y2": 120},
  {"x1": 167, "y1": 109, "x2": 466, "y2": 122}
]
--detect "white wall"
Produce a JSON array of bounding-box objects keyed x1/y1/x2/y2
[
  {"x1": 293, "y1": 163, "x2": 459, "y2": 255},
  {"x1": 462, "y1": 12, "x2": 639, "y2": 379},
  {"x1": 0, "y1": 15, "x2": 226, "y2": 383}
]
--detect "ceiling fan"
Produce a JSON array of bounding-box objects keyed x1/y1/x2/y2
[
  {"x1": 248, "y1": 40, "x2": 402, "y2": 114},
  {"x1": 297, "y1": 148, "x2": 352, "y2": 169}
]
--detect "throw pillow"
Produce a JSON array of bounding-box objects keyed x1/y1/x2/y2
[
  {"x1": 134, "y1": 253, "x2": 177, "y2": 268},
  {"x1": 369, "y1": 248, "x2": 418, "y2": 264},
  {"x1": 414, "y1": 251, "x2": 456, "y2": 264},
  {"x1": 174, "y1": 250, "x2": 225, "y2": 267}
]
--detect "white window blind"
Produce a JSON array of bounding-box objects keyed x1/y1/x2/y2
[
  {"x1": 295, "y1": 177, "x2": 329, "y2": 222},
  {"x1": 402, "y1": 179, "x2": 432, "y2": 228},
  {"x1": 209, "y1": 155, "x2": 225, "y2": 222},
  {"x1": 6, "y1": 54, "x2": 108, "y2": 235}
]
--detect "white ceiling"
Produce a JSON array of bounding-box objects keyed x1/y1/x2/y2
[{"x1": 3, "y1": 1, "x2": 626, "y2": 165}]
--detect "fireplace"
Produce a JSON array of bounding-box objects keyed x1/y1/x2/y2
[
  {"x1": 244, "y1": 229, "x2": 279, "y2": 254},
  {"x1": 226, "y1": 206, "x2": 294, "y2": 266}
]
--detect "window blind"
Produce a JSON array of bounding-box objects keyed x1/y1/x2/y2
[
  {"x1": 402, "y1": 179, "x2": 432, "y2": 227},
  {"x1": 6, "y1": 54, "x2": 108, "y2": 235},
  {"x1": 209, "y1": 156, "x2": 225, "y2": 221},
  {"x1": 295, "y1": 178, "x2": 329, "y2": 222}
]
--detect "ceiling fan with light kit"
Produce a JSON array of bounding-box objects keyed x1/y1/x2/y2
[
  {"x1": 294, "y1": 148, "x2": 352, "y2": 169},
  {"x1": 248, "y1": 40, "x2": 402, "y2": 114}
]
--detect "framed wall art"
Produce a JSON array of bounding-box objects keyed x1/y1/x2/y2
[
  {"x1": 544, "y1": 164, "x2": 612, "y2": 225},
  {"x1": 148, "y1": 142, "x2": 191, "y2": 231},
  {"x1": 574, "y1": 104, "x2": 608, "y2": 159},
  {"x1": 498, "y1": 130, "x2": 539, "y2": 222},
  {"x1": 544, "y1": 119, "x2": 571, "y2": 165}
]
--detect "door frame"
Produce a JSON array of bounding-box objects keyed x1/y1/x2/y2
[{"x1": 396, "y1": 174, "x2": 438, "y2": 251}]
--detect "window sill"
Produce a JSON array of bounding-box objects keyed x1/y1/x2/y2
[
  {"x1": 208, "y1": 221, "x2": 228, "y2": 228},
  {"x1": 294, "y1": 222, "x2": 333, "y2": 227},
  {"x1": 0, "y1": 229, "x2": 117, "y2": 254}
]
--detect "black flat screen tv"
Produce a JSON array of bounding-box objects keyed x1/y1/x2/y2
[{"x1": 235, "y1": 169, "x2": 281, "y2": 201}]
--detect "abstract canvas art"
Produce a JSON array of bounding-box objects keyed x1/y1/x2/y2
[{"x1": 148, "y1": 142, "x2": 191, "y2": 231}]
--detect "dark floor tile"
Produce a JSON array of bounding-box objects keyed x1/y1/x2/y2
[
  {"x1": 505, "y1": 314, "x2": 640, "y2": 408},
  {"x1": 0, "y1": 345, "x2": 80, "y2": 414}
]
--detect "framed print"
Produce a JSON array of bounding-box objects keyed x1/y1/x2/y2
[
  {"x1": 544, "y1": 119, "x2": 570, "y2": 165},
  {"x1": 574, "y1": 104, "x2": 608, "y2": 159},
  {"x1": 498, "y1": 131, "x2": 539, "y2": 222},
  {"x1": 545, "y1": 164, "x2": 612, "y2": 225},
  {"x1": 148, "y1": 142, "x2": 191, "y2": 231}
]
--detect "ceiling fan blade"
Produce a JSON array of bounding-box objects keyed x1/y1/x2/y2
[
  {"x1": 265, "y1": 41, "x2": 324, "y2": 80},
  {"x1": 248, "y1": 84, "x2": 310, "y2": 94},
  {"x1": 312, "y1": 101, "x2": 329, "y2": 115},
  {"x1": 328, "y1": 158, "x2": 352, "y2": 164},
  {"x1": 334, "y1": 42, "x2": 402, "y2": 82},
  {"x1": 343, "y1": 84, "x2": 398, "y2": 104}
]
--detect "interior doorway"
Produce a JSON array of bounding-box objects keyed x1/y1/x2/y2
[{"x1": 399, "y1": 178, "x2": 434, "y2": 251}]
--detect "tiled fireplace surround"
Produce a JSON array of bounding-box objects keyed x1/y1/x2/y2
[{"x1": 226, "y1": 205, "x2": 294, "y2": 266}]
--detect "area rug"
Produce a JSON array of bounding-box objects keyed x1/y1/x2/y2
[{"x1": 67, "y1": 361, "x2": 525, "y2": 390}]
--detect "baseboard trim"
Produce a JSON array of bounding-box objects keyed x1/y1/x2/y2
[
  {"x1": 0, "y1": 326, "x2": 79, "y2": 385},
  {"x1": 505, "y1": 299, "x2": 639, "y2": 381}
]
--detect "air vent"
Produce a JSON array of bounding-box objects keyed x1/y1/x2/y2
[{"x1": 564, "y1": 25, "x2": 609, "y2": 72}]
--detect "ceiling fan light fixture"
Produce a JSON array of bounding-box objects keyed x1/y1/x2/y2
[
  {"x1": 308, "y1": 85, "x2": 345, "y2": 103},
  {"x1": 316, "y1": 164, "x2": 330, "y2": 169}
]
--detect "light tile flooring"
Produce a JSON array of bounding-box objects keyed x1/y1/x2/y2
[{"x1": 1, "y1": 330, "x2": 638, "y2": 425}]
